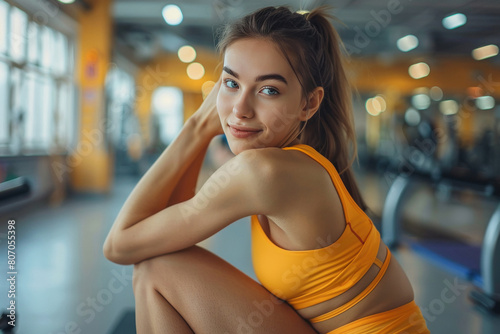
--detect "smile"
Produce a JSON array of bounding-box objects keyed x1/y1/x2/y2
[{"x1": 228, "y1": 124, "x2": 262, "y2": 139}]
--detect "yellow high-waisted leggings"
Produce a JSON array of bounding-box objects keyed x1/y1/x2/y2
[{"x1": 326, "y1": 300, "x2": 430, "y2": 334}]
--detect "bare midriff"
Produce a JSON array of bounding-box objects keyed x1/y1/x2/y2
[{"x1": 297, "y1": 240, "x2": 414, "y2": 334}]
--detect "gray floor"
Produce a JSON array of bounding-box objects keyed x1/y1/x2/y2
[{"x1": 0, "y1": 170, "x2": 499, "y2": 334}]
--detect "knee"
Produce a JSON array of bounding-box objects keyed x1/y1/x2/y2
[
  {"x1": 133, "y1": 256, "x2": 165, "y2": 293},
  {"x1": 132, "y1": 248, "x2": 196, "y2": 292},
  {"x1": 133, "y1": 260, "x2": 148, "y2": 294}
]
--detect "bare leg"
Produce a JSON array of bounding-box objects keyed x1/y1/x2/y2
[
  {"x1": 133, "y1": 246, "x2": 317, "y2": 334},
  {"x1": 134, "y1": 273, "x2": 194, "y2": 333}
]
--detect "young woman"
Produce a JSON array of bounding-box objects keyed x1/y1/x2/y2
[{"x1": 104, "y1": 6, "x2": 430, "y2": 334}]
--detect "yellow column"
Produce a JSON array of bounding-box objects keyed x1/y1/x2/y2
[{"x1": 71, "y1": 0, "x2": 113, "y2": 193}]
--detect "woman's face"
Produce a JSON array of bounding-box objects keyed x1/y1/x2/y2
[{"x1": 217, "y1": 38, "x2": 307, "y2": 155}]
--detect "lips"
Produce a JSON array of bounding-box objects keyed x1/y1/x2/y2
[{"x1": 228, "y1": 124, "x2": 262, "y2": 138}]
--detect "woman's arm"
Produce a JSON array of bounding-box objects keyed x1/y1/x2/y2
[
  {"x1": 103, "y1": 146, "x2": 279, "y2": 265},
  {"x1": 165, "y1": 146, "x2": 208, "y2": 207},
  {"x1": 103, "y1": 81, "x2": 223, "y2": 263}
]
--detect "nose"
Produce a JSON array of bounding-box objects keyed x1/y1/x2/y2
[{"x1": 232, "y1": 91, "x2": 254, "y2": 119}]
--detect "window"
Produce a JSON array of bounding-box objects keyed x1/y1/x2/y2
[
  {"x1": 54, "y1": 32, "x2": 68, "y2": 75},
  {"x1": 105, "y1": 66, "x2": 137, "y2": 150},
  {"x1": 152, "y1": 87, "x2": 184, "y2": 145},
  {"x1": 0, "y1": 0, "x2": 8, "y2": 55},
  {"x1": 0, "y1": 62, "x2": 8, "y2": 144},
  {"x1": 9, "y1": 6, "x2": 27, "y2": 63},
  {"x1": 9, "y1": 67, "x2": 24, "y2": 152},
  {"x1": 40, "y1": 26, "x2": 53, "y2": 71},
  {"x1": 27, "y1": 21, "x2": 40, "y2": 65},
  {"x1": 0, "y1": 2, "x2": 75, "y2": 155},
  {"x1": 39, "y1": 76, "x2": 55, "y2": 148},
  {"x1": 25, "y1": 72, "x2": 39, "y2": 147}
]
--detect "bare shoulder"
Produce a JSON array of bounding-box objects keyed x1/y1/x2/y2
[
  {"x1": 233, "y1": 147, "x2": 332, "y2": 207},
  {"x1": 238, "y1": 146, "x2": 333, "y2": 180},
  {"x1": 235, "y1": 147, "x2": 344, "y2": 250},
  {"x1": 234, "y1": 146, "x2": 311, "y2": 181}
]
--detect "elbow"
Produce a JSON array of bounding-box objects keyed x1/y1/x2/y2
[
  {"x1": 103, "y1": 235, "x2": 135, "y2": 265},
  {"x1": 103, "y1": 237, "x2": 121, "y2": 264},
  {"x1": 102, "y1": 237, "x2": 117, "y2": 262}
]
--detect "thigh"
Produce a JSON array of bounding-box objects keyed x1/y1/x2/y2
[{"x1": 135, "y1": 246, "x2": 318, "y2": 334}]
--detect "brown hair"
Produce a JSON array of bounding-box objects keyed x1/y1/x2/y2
[{"x1": 217, "y1": 6, "x2": 367, "y2": 211}]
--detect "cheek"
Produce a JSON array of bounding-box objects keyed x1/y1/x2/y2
[
  {"x1": 266, "y1": 102, "x2": 301, "y2": 126},
  {"x1": 259, "y1": 108, "x2": 295, "y2": 136}
]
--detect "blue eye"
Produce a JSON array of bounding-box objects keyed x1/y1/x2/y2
[
  {"x1": 224, "y1": 79, "x2": 238, "y2": 89},
  {"x1": 261, "y1": 87, "x2": 279, "y2": 95}
]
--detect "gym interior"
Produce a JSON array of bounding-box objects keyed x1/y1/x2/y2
[{"x1": 0, "y1": 0, "x2": 500, "y2": 333}]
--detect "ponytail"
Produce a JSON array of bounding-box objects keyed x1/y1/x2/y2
[
  {"x1": 302, "y1": 8, "x2": 368, "y2": 211},
  {"x1": 218, "y1": 6, "x2": 368, "y2": 212}
]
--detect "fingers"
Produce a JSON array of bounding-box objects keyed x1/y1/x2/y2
[
  {"x1": 206, "y1": 78, "x2": 221, "y2": 101},
  {"x1": 191, "y1": 77, "x2": 224, "y2": 137}
]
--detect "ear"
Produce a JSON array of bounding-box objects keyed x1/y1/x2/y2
[{"x1": 299, "y1": 87, "x2": 324, "y2": 121}]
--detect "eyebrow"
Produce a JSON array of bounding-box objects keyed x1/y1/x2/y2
[{"x1": 223, "y1": 66, "x2": 288, "y2": 85}]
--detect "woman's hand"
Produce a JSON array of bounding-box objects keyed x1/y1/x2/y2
[{"x1": 190, "y1": 79, "x2": 224, "y2": 139}]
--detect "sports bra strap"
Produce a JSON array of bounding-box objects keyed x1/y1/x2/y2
[{"x1": 309, "y1": 248, "x2": 392, "y2": 323}]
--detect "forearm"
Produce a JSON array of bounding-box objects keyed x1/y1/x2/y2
[
  {"x1": 104, "y1": 79, "x2": 223, "y2": 263},
  {"x1": 166, "y1": 142, "x2": 208, "y2": 207},
  {"x1": 110, "y1": 117, "x2": 211, "y2": 232}
]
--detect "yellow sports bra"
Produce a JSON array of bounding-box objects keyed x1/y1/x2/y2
[{"x1": 251, "y1": 144, "x2": 390, "y2": 323}]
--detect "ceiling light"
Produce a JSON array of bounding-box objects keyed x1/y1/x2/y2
[
  {"x1": 178, "y1": 45, "x2": 196, "y2": 63},
  {"x1": 442, "y1": 13, "x2": 467, "y2": 30},
  {"x1": 404, "y1": 108, "x2": 421, "y2": 126},
  {"x1": 408, "y1": 62, "x2": 430, "y2": 79},
  {"x1": 397, "y1": 35, "x2": 419, "y2": 52},
  {"x1": 472, "y1": 44, "x2": 499, "y2": 60},
  {"x1": 58, "y1": 0, "x2": 76, "y2": 3},
  {"x1": 411, "y1": 94, "x2": 431, "y2": 110},
  {"x1": 476, "y1": 96, "x2": 495, "y2": 110},
  {"x1": 439, "y1": 100, "x2": 459, "y2": 115},
  {"x1": 365, "y1": 98, "x2": 378, "y2": 116},
  {"x1": 187, "y1": 62, "x2": 205, "y2": 80},
  {"x1": 365, "y1": 97, "x2": 386, "y2": 116},
  {"x1": 374, "y1": 95, "x2": 387, "y2": 113},
  {"x1": 202, "y1": 81, "x2": 216, "y2": 99},
  {"x1": 430, "y1": 86, "x2": 443, "y2": 101},
  {"x1": 162, "y1": 4, "x2": 183, "y2": 26}
]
